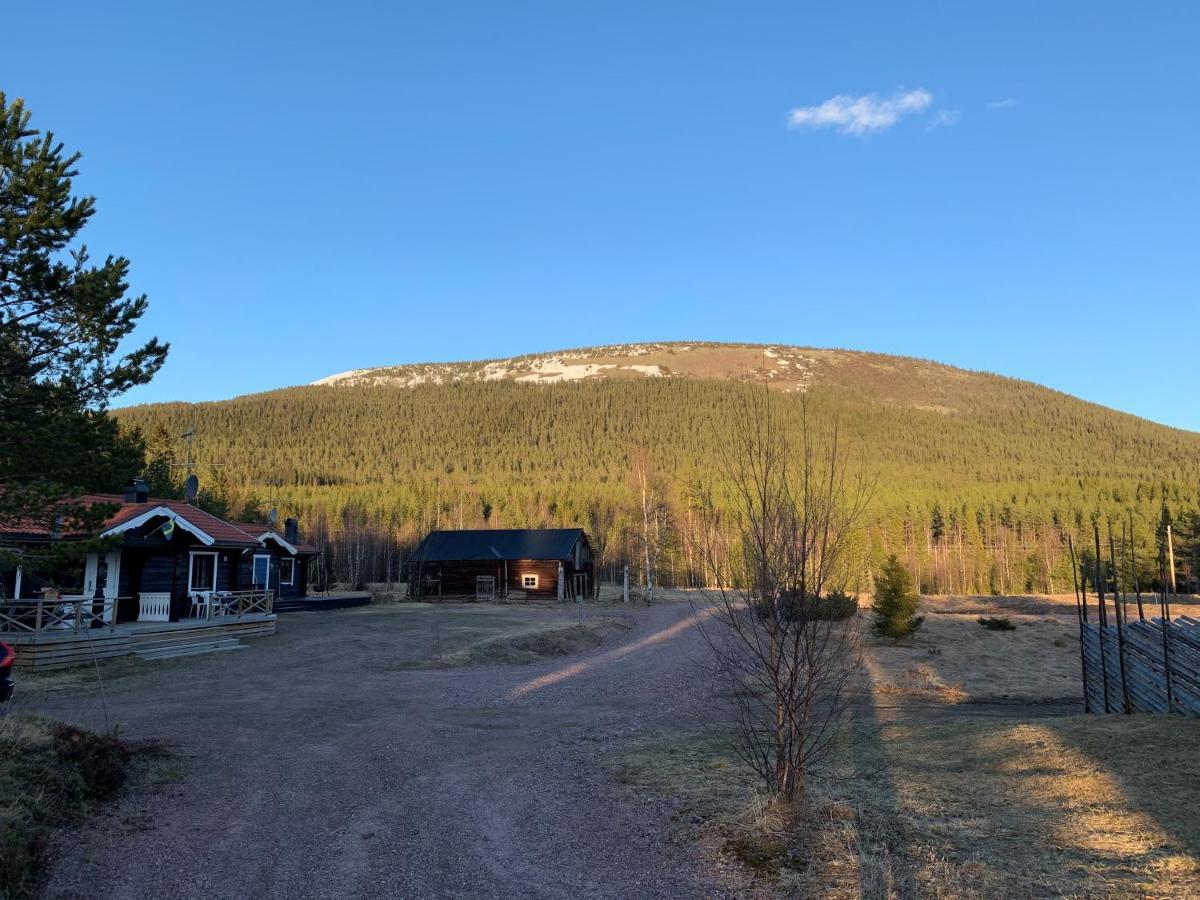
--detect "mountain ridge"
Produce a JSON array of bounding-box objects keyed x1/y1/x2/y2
[
  {"x1": 113, "y1": 339, "x2": 1200, "y2": 591},
  {"x1": 302, "y1": 341, "x2": 1188, "y2": 435}
]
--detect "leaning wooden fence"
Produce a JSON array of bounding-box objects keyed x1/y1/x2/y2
[
  {"x1": 1069, "y1": 521, "x2": 1200, "y2": 716},
  {"x1": 1080, "y1": 617, "x2": 1200, "y2": 714}
]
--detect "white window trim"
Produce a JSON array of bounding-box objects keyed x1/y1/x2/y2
[
  {"x1": 522, "y1": 574, "x2": 539, "y2": 589},
  {"x1": 256, "y1": 532, "x2": 298, "y2": 555},
  {"x1": 188, "y1": 551, "x2": 218, "y2": 592},
  {"x1": 279, "y1": 557, "x2": 295, "y2": 586},
  {"x1": 252, "y1": 553, "x2": 272, "y2": 589}
]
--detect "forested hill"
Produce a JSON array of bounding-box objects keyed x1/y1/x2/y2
[{"x1": 115, "y1": 343, "x2": 1200, "y2": 593}]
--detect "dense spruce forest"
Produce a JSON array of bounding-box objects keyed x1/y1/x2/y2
[{"x1": 115, "y1": 347, "x2": 1200, "y2": 594}]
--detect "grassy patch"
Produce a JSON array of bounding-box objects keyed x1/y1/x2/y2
[
  {"x1": 873, "y1": 662, "x2": 969, "y2": 703},
  {"x1": 866, "y1": 610, "x2": 1080, "y2": 702},
  {"x1": 614, "y1": 729, "x2": 869, "y2": 896},
  {"x1": 16, "y1": 655, "x2": 165, "y2": 697},
  {"x1": 873, "y1": 715, "x2": 1200, "y2": 897},
  {"x1": 618, "y1": 715, "x2": 1200, "y2": 897},
  {"x1": 385, "y1": 612, "x2": 629, "y2": 669},
  {"x1": 0, "y1": 714, "x2": 131, "y2": 898}
]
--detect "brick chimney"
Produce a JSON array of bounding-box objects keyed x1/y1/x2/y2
[{"x1": 284, "y1": 517, "x2": 299, "y2": 544}]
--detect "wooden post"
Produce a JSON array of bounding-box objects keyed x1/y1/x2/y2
[
  {"x1": 1128, "y1": 511, "x2": 1144, "y2": 621},
  {"x1": 1167, "y1": 524, "x2": 1178, "y2": 595},
  {"x1": 1069, "y1": 535, "x2": 1087, "y2": 623},
  {"x1": 1109, "y1": 523, "x2": 1132, "y2": 714},
  {"x1": 623, "y1": 564, "x2": 630, "y2": 604},
  {"x1": 1160, "y1": 558, "x2": 1175, "y2": 712},
  {"x1": 1094, "y1": 526, "x2": 1111, "y2": 712},
  {"x1": 1067, "y1": 534, "x2": 1090, "y2": 713}
]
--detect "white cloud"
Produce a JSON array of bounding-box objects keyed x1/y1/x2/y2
[
  {"x1": 987, "y1": 98, "x2": 1017, "y2": 110},
  {"x1": 787, "y1": 88, "x2": 933, "y2": 135},
  {"x1": 928, "y1": 109, "x2": 960, "y2": 129}
]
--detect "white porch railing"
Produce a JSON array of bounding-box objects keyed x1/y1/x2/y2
[
  {"x1": 0, "y1": 596, "x2": 118, "y2": 635},
  {"x1": 139, "y1": 592, "x2": 172, "y2": 622}
]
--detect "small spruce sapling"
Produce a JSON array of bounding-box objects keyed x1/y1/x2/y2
[{"x1": 871, "y1": 555, "x2": 924, "y2": 640}]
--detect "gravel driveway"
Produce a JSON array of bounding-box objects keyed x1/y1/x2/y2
[{"x1": 31, "y1": 603, "x2": 729, "y2": 899}]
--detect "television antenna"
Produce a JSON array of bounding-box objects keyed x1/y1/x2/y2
[
  {"x1": 181, "y1": 429, "x2": 196, "y2": 477},
  {"x1": 168, "y1": 427, "x2": 226, "y2": 477}
]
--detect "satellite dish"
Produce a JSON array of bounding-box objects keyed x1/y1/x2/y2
[
  {"x1": 183, "y1": 474, "x2": 200, "y2": 502},
  {"x1": 268, "y1": 508, "x2": 279, "y2": 526}
]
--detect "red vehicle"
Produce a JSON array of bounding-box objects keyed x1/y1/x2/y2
[{"x1": 0, "y1": 642, "x2": 13, "y2": 703}]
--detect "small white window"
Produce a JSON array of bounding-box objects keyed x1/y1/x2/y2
[
  {"x1": 279, "y1": 558, "x2": 295, "y2": 586},
  {"x1": 522, "y1": 574, "x2": 538, "y2": 589},
  {"x1": 189, "y1": 552, "x2": 218, "y2": 592}
]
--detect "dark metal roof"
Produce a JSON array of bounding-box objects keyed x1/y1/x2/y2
[{"x1": 413, "y1": 529, "x2": 585, "y2": 562}]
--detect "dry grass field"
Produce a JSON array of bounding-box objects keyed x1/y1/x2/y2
[
  {"x1": 866, "y1": 612, "x2": 1081, "y2": 703},
  {"x1": 618, "y1": 593, "x2": 1200, "y2": 898}
]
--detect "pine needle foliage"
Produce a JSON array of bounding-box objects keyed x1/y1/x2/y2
[{"x1": 871, "y1": 554, "x2": 924, "y2": 640}]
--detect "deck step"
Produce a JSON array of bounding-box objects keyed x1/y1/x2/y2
[
  {"x1": 131, "y1": 632, "x2": 240, "y2": 649},
  {"x1": 132, "y1": 637, "x2": 246, "y2": 661}
]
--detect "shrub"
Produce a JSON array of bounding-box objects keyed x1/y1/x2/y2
[
  {"x1": 50, "y1": 724, "x2": 131, "y2": 801},
  {"x1": 0, "y1": 716, "x2": 131, "y2": 898},
  {"x1": 871, "y1": 555, "x2": 924, "y2": 640},
  {"x1": 754, "y1": 589, "x2": 859, "y2": 622},
  {"x1": 977, "y1": 616, "x2": 1016, "y2": 632},
  {"x1": 817, "y1": 589, "x2": 860, "y2": 621}
]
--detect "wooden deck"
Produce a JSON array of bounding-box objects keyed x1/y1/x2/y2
[{"x1": 5, "y1": 615, "x2": 277, "y2": 670}]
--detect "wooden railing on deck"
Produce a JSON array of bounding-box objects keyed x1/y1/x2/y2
[
  {"x1": 199, "y1": 589, "x2": 274, "y2": 619},
  {"x1": 0, "y1": 596, "x2": 119, "y2": 635}
]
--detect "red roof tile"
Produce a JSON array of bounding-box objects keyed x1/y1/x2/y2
[
  {"x1": 103, "y1": 500, "x2": 260, "y2": 546},
  {"x1": 0, "y1": 494, "x2": 125, "y2": 541},
  {"x1": 1, "y1": 493, "x2": 317, "y2": 552}
]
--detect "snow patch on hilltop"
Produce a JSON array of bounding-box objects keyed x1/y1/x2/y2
[{"x1": 310, "y1": 342, "x2": 818, "y2": 390}]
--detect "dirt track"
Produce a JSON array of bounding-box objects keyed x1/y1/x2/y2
[
  {"x1": 23, "y1": 601, "x2": 1083, "y2": 898},
  {"x1": 29, "y1": 604, "x2": 730, "y2": 899}
]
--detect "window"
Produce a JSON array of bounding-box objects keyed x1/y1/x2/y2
[
  {"x1": 522, "y1": 574, "x2": 538, "y2": 589},
  {"x1": 279, "y1": 557, "x2": 295, "y2": 586},
  {"x1": 252, "y1": 554, "x2": 271, "y2": 588},
  {"x1": 189, "y1": 552, "x2": 217, "y2": 592}
]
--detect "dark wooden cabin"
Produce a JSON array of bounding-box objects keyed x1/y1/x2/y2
[
  {"x1": 1, "y1": 480, "x2": 318, "y2": 623},
  {"x1": 232, "y1": 520, "x2": 318, "y2": 601},
  {"x1": 408, "y1": 528, "x2": 593, "y2": 601}
]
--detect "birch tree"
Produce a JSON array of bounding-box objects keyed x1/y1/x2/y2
[{"x1": 694, "y1": 393, "x2": 872, "y2": 802}]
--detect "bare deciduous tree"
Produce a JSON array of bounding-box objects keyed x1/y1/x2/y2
[
  {"x1": 587, "y1": 499, "x2": 617, "y2": 600},
  {"x1": 631, "y1": 447, "x2": 670, "y2": 603},
  {"x1": 694, "y1": 392, "x2": 872, "y2": 802}
]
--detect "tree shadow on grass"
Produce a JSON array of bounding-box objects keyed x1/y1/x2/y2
[
  {"x1": 834, "y1": 696, "x2": 922, "y2": 898},
  {"x1": 865, "y1": 714, "x2": 1200, "y2": 897}
]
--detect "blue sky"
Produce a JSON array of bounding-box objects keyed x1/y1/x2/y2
[{"x1": 4, "y1": 2, "x2": 1198, "y2": 428}]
